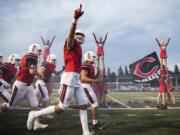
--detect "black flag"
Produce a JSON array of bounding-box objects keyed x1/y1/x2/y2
[{"x1": 129, "y1": 52, "x2": 160, "y2": 82}]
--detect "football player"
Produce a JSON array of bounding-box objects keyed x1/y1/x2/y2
[
  {"x1": 27, "y1": 4, "x2": 92, "y2": 135},
  {"x1": 2, "y1": 44, "x2": 48, "y2": 130},
  {"x1": 0, "y1": 54, "x2": 19, "y2": 105},
  {"x1": 35, "y1": 53, "x2": 64, "y2": 111},
  {"x1": 81, "y1": 51, "x2": 104, "y2": 129}
]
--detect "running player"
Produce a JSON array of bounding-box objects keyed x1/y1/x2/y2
[
  {"x1": 81, "y1": 51, "x2": 104, "y2": 129},
  {"x1": 36, "y1": 53, "x2": 64, "y2": 108},
  {"x1": 27, "y1": 4, "x2": 92, "y2": 135},
  {"x1": 2, "y1": 44, "x2": 48, "y2": 130},
  {"x1": 0, "y1": 54, "x2": 19, "y2": 106}
]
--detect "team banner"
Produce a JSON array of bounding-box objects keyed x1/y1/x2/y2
[{"x1": 129, "y1": 52, "x2": 160, "y2": 82}]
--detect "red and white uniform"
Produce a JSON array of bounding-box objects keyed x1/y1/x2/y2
[
  {"x1": 160, "y1": 46, "x2": 167, "y2": 58},
  {"x1": 59, "y1": 39, "x2": 87, "y2": 110},
  {"x1": 0, "y1": 62, "x2": 17, "y2": 103},
  {"x1": 96, "y1": 42, "x2": 104, "y2": 56},
  {"x1": 81, "y1": 62, "x2": 98, "y2": 108},
  {"x1": 36, "y1": 62, "x2": 56, "y2": 102},
  {"x1": 9, "y1": 53, "x2": 38, "y2": 108}
]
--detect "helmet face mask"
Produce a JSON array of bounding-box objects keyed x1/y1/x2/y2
[
  {"x1": 28, "y1": 43, "x2": 42, "y2": 55},
  {"x1": 75, "y1": 29, "x2": 85, "y2": 44},
  {"x1": 75, "y1": 34, "x2": 85, "y2": 44},
  {"x1": 84, "y1": 51, "x2": 96, "y2": 63},
  {"x1": 8, "y1": 54, "x2": 20, "y2": 65}
]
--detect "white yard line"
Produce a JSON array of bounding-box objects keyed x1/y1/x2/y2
[
  {"x1": 14, "y1": 106, "x2": 180, "y2": 110},
  {"x1": 107, "y1": 95, "x2": 132, "y2": 108},
  {"x1": 144, "y1": 105, "x2": 152, "y2": 109}
]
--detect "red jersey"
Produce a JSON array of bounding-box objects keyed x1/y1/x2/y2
[
  {"x1": 17, "y1": 53, "x2": 38, "y2": 84},
  {"x1": 81, "y1": 62, "x2": 95, "y2": 83},
  {"x1": 38, "y1": 62, "x2": 56, "y2": 83},
  {"x1": 1, "y1": 62, "x2": 17, "y2": 84},
  {"x1": 64, "y1": 39, "x2": 82, "y2": 73}
]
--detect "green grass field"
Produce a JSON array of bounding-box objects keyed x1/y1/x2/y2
[{"x1": 1, "y1": 90, "x2": 180, "y2": 135}]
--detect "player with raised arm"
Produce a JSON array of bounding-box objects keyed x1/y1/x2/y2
[
  {"x1": 27, "y1": 5, "x2": 93, "y2": 135},
  {"x1": 93, "y1": 32, "x2": 108, "y2": 74},
  {"x1": 156, "y1": 37, "x2": 170, "y2": 68},
  {"x1": 41, "y1": 35, "x2": 56, "y2": 61}
]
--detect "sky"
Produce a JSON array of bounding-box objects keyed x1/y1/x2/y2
[{"x1": 0, "y1": 0, "x2": 180, "y2": 73}]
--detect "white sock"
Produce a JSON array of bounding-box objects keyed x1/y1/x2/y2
[
  {"x1": 79, "y1": 110, "x2": 90, "y2": 134},
  {"x1": 34, "y1": 106, "x2": 55, "y2": 117},
  {"x1": 93, "y1": 120, "x2": 98, "y2": 125}
]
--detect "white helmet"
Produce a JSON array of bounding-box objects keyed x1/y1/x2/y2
[
  {"x1": 46, "y1": 53, "x2": 56, "y2": 64},
  {"x1": 28, "y1": 43, "x2": 42, "y2": 55},
  {"x1": 8, "y1": 54, "x2": 20, "y2": 65},
  {"x1": 75, "y1": 29, "x2": 85, "y2": 44},
  {"x1": 84, "y1": 51, "x2": 96, "y2": 63}
]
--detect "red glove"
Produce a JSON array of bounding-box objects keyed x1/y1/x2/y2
[{"x1": 74, "y1": 4, "x2": 84, "y2": 20}]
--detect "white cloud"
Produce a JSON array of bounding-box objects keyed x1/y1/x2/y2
[{"x1": 0, "y1": 0, "x2": 180, "y2": 71}]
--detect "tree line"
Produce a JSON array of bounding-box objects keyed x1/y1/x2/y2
[{"x1": 107, "y1": 64, "x2": 180, "y2": 82}]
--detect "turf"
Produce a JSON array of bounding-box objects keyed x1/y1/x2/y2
[
  {"x1": 1, "y1": 91, "x2": 180, "y2": 135},
  {"x1": 1, "y1": 109, "x2": 180, "y2": 135}
]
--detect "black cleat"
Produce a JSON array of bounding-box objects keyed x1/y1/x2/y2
[
  {"x1": 92, "y1": 123, "x2": 104, "y2": 130},
  {"x1": 156, "y1": 104, "x2": 161, "y2": 109}
]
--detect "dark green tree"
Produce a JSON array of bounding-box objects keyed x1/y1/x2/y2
[
  {"x1": 125, "y1": 65, "x2": 129, "y2": 75},
  {"x1": 174, "y1": 64, "x2": 180, "y2": 75},
  {"x1": 118, "y1": 65, "x2": 124, "y2": 76}
]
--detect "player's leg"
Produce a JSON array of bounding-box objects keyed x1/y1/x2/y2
[
  {"x1": 83, "y1": 85, "x2": 103, "y2": 130},
  {"x1": 26, "y1": 85, "x2": 48, "y2": 130},
  {"x1": 75, "y1": 86, "x2": 91, "y2": 135},
  {"x1": 35, "y1": 80, "x2": 49, "y2": 107},
  {"x1": 27, "y1": 84, "x2": 73, "y2": 130}
]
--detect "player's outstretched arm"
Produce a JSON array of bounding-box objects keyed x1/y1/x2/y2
[
  {"x1": 155, "y1": 38, "x2": 161, "y2": 47},
  {"x1": 165, "y1": 37, "x2": 170, "y2": 47},
  {"x1": 81, "y1": 69, "x2": 100, "y2": 83},
  {"x1": 54, "y1": 66, "x2": 65, "y2": 76},
  {"x1": 66, "y1": 4, "x2": 84, "y2": 50}
]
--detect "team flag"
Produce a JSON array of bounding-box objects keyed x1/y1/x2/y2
[{"x1": 129, "y1": 52, "x2": 160, "y2": 82}]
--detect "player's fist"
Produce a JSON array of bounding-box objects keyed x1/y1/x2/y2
[{"x1": 74, "y1": 4, "x2": 84, "y2": 20}]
